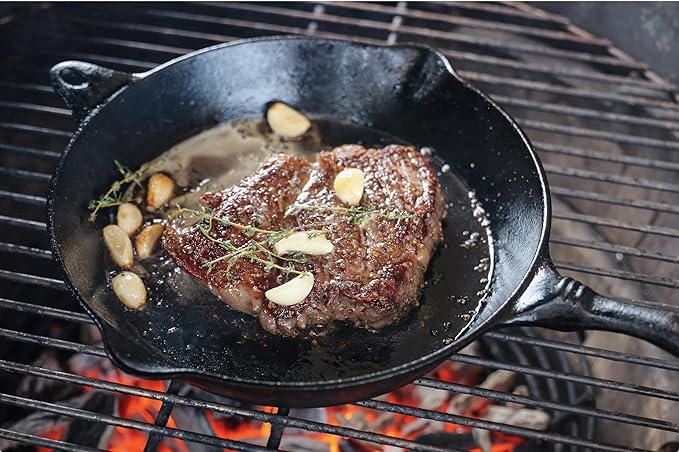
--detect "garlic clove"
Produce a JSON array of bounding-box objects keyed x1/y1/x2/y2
[
  {"x1": 117, "y1": 203, "x2": 143, "y2": 236},
  {"x1": 333, "y1": 168, "x2": 365, "y2": 206},
  {"x1": 273, "y1": 231, "x2": 334, "y2": 256},
  {"x1": 266, "y1": 102, "x2": 311, "y2": 138},
  {"x1": 103, "y1": 224, "x2": 134, "y2": 269},
  {"x1": 135, "y1": 223, "x2": 165, "y2": 259},
  {"x1": 265, "y1": 272, "x2": 314, "y2": 306},
  {"x1": 146, "y1": 173, "x2": 176, "y2": 209},
  {"x1": 111, "y1": 271, "x2": 147, "y2": 309}
]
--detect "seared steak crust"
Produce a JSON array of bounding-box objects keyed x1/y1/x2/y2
[{"x1": 162, "y1": 145, "x2": 445, "y2": 336}]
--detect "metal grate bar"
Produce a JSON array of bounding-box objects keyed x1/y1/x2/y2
[
  {"x1": 484, "y1": 331, "x2": 679, "y2": 371},
  {"x1": 0, "y1": 80, "x2": 55, "y2": 94},
  {"x1": 143, "y1": 380, "x2": 184, "y2": 452},
  {"x1": 170, "y1": 2, "x2": 645, "y2": 71},
  {"x1": 0, "y1": 215, "x2": 46, "y2": 231},
  {"x1": 555, "y1": 261, "x2": 679, "y2": 288},
  {"x1": 0, "y1": 360, "x2": 453, "y2": 452},
  {"x1": 553, "y1": 211, "x2": 679, "y2": 239},
  {"x1": 0, "y1": 297, "x2": 93, "y2": 324},
  {"x1": 0, "y1": 429, "x2": 102, "y2": 452},
  {"x1": 265, "y1": 407, "x2": 289, "y2": 450},
  {"x1": 0, "y1": 242, "x2": 52, "y2": 259},
  {"x1": 544, "y1": 164, "x2": 679, "y2": 194},
  {"x1": 536, "y1": 142, "x2": 679, "y2": 173},
  {"x1": 497, "y1": 97, "x2": 679, "y2": 131},
  {"x1": 0, "y1": 121, "x2": 71, "y2": 137},
  {"x1": 438, "y1": 0, "x2": 570, "y2": 24},
  {"x1": 443, "y1": 49, "x2": 673, "y2": 91},
  {"x1": 0, "y1": 269, "x2": 67, "y2": 291},
  {"x1": 414, "y1": 377, "x2": 679, "y2": 433},
  {"x1": 462, "y1": 71, "x2": 679, "y2": 111},
  {"x1": 0, "y1": 166, "x2": 52, "y2": 182},
  {"x1": 551, "y1": 187, "x2": 679, "y2": 215},
  {"x1": 0, "y1": 328, "x2": 106, "y2": 357},
  {"x1": 214, "y1": 2, "x2": 609, "y2": 47},
  {"x1": 0, "y1": 100, "x2": 70, "y2": 116},
  {"x1": 0, "y1": 393, "x2": 274, "y2": 452},
  {"x1": 522, "y1": 120, "x2": 679, "y2": 151},
  {"x1": 0, "y1": 190, "x2": 47, "y2": 205},
  {"x1": 66, "y1": 5, "x2": 648, "y2": 72},
  {"x1": 0, "y1": 144, "x2": 61, "y2": 160},
  {"x1": 354, "y1": 399, "x2": 642, "y2": 452},
  {"x1": 450, "y1": 354, "x2": 679, "y2": 401},
  {"x1": 550, "y1": 235, "x2": 679, "y2": 264}
]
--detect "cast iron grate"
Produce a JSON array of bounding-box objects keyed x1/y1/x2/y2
[{"x1": 0, "y1": 2, "x2": 677, "y2": 452}]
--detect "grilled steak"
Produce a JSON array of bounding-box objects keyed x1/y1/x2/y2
[{"x1": 162, "y1": 144, "x2": 445, "y2": 336}]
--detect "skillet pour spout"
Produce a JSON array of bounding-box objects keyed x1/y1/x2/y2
[{"x1": 47, "y1": 37, "x2": 677, "y2": 408}]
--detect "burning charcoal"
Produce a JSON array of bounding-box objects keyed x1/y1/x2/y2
[
  {"x1": 68, "y1": 353, "x2": 117, "y2": 377},
  {"x1": 0, "y1": 411, "x2": 66, "y2": 450},
  {"x1": 17, "y1": 350, "x2": 76, "y2": 402},
  {"x1": 401, "y1": 418, "x2": 427, "y2": 437},
  {"x1": 450, "y1": 342, "x2": 481, "y2": 374},
  {"x1": 506, "y1": 384, "x2": 530, "y2": 410},
  {"x1": 413, "y1": 385, "x2": 450, "y2": 410},
  {"x1": 63, "y1": 391, "x2": 117, "y2": 448},
  {"x1": 401, "y1": 385, "x2": 452, "y2": 437},
  {"x1": 167, "y1": 405, "x2": 222, "y2": 452},
  {"x1": 484, "y1": 405, "x2": 551, "y2": 430},
  {"x1": 472, "y1": 428, "x2": 492, "y2": 452}
]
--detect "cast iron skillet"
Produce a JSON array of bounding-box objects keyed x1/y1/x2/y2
[{"x1": 48, "y1": 36, "x2": 679, "y2": 407}]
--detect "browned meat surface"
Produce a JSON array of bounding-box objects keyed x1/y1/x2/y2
[{"x1": 162, "y1": 145, "x2": 445, "y2": 336}]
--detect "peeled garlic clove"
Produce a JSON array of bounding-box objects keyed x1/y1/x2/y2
[
  {"x1": 111, "y1": 272, "x2": 147, "y2": 309},
  {"x1": 146, "y1": 173, "x2": 175, "y2": 209},
  {"x1": 266, "y1": 102, "x2": 311, "y2": 138},
  {"x1": 103, "y1": 224, "x2": 134, "y2": 269},
  {"x1": 333, "y1": 168, "x2": 365, "y2": 206},
  {"x1": 274, "y1": 231, "x2": 334, "y2": 256},
  {"x1": 135, "y1": 223, "x2": 165, "y2": 259},
  {"x1": 265, "y1": 272, "x2": 314, "y2": 306},
  {"x1": 117, "y1": 203, "x2": 143, "y2": 236}
]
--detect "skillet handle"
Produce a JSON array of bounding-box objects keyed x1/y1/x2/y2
[
  {"x1": 500, "y1": 264, "x2": 679, "y2": 356},
  {"x1": 49, "y1": 61, "x2": 138, "y2": 121}
]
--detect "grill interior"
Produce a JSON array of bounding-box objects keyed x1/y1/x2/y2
[{"x1": 0, "y1": 2, "x2": 678, "y2": 451}]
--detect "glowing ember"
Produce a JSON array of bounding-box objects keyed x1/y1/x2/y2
[{"x1": 31, "y1": 343, "x2": 545, "y2": 451}]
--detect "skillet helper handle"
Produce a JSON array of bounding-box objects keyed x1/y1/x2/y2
[
  {"x1": 504, "y1": 265, "x2": 679, "y2": 356},
  {"x1": 49, "y1": 61, "x2": 137, "y2": 121}
]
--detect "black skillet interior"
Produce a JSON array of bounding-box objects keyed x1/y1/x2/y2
[{"x1": 48, "y1": 37, "x2": 546, "y2": 406}]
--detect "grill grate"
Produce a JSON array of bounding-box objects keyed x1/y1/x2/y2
[{"x1": 1, "y1": 2, "x2": 678, "y2": 452}]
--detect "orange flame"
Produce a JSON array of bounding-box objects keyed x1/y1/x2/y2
[{"x1": 37, "y1": 359, "x2": 523, "y2": 452}]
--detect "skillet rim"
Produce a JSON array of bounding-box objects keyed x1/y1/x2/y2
[{"x1": 47, "y1": 35, "x2": 551, "y2": 390}]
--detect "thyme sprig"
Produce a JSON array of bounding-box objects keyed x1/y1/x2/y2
[
  {"x1": 285, "y1": 203, "x2": 410, "y2": 224},
  {"x1": 88, "y1": 161, "x2": 148, "y2": 222},
  {"x1": 171, "y1": 199, "x2": 408, "y2": 278},
  {"x1": 174, "y1": 207, "x2": 306, "y2": 276}
]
